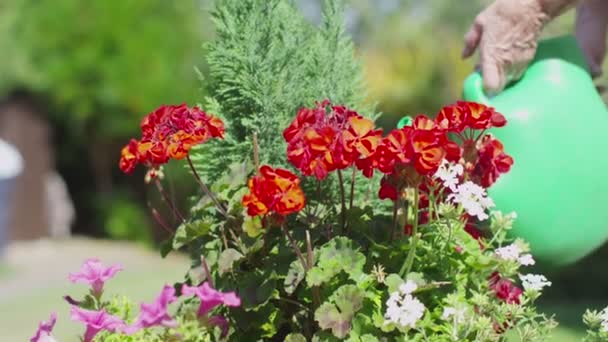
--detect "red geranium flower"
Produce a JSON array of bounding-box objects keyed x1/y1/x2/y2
[
  {"x1": 436, "y1": 101, "x2": 506, "y2": 133},
  {"x1": 119, "y1": 104, "x2": 224, "y2": 174},
  {"x1": 489, "y1": 272, "x2": 522, "y2": 305},
  {"x1": 284, "y1": 101, "x2": 381, "y2": 180},
  {"x1": 242, "y1": 165, "x2": 306, "y2": 217},
  {"x1": 473, "y1": 134, "x2": 514, "y2": 187}
]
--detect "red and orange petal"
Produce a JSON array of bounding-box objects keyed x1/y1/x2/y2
[
  {"x1": 435, "y1": 103, "x2": 468, "y2": 132},
  {"x1": 412, "y1": 115, "x2": 438, "y2": 131},
  {"x1": 414, "y1": 145, "x2": 445, "y2": 175},
  {"x1": 242, "y1": 193, "x2": 269, "y2": 216},
  {"x1": 343, "y1": 116, "x2": 382, "y2": 156},
  {"x1": 119, "y1": 139, "x2": 141, "y2": 174},
  {"x1": 242, "y1": 166, "x2": 306, "y2": 217},
  {"x1": 457, "y1": 101, "x2": 507, "y2": 130}
]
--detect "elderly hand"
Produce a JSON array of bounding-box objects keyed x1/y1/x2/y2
[
  {"x1": 463, "y1": 0, "x2": 579, "y2": 95},
  {"x1": 576, "y1": 0, "x2": 608, "y2": 78}
]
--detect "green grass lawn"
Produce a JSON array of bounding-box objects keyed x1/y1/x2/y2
[{"x1": 0, "y1": 238, "x2": 188, "y2": 341}]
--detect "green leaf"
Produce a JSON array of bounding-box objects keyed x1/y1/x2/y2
[
  {"x1": 243, "y1": 214, "x2": 263, "y2": 238},
  {"x1": 159, "y1": 238, "x2": 173, "y2": 258},
  {"x1": 405, "y1": 272, "x2": 427, "y2": 287},
  {"x1": 284, "y1": 259, "x2": 306, "y2": 295},
  {"x1": 385, "y1": 274, "x2": 404, "y2": 294},
  {"x1": 307, "y1": 237, "x2": 366, "y2": 287},
  {"x1": 238, "y1": 270, "x2": 279, "y2": 310},
  {"x1": 315, "y1": 285, "x2": 364, "y2": 339},
  {"x1": 218, "y1": 248, "x2": 244, "y2": 275},
  {"x1": 172, "y1": 220, "x2": 212, "y2": 250}
]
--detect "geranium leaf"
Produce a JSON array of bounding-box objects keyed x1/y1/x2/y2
[
  {"x1": 307, "y1": 237, "x2": 366, "y2": 286},
  {"x1": 315, "y1": 285, "x2": 364, "y2": 339},
  {"x1": 218, "y1": 248, "x2": 244, "y2": 275},
  {"x1": 284, "y1": 259, "x2": 306, "y2": 295},
  {"x1": 172, "y1": 220, "x2": 212, "y2": 250},
  {"x1": 385, "y1": 274, "x2": 404, "y2": 294},
  {"x1": 243, "y1": 214, "x2": 263, "y2": 238}
]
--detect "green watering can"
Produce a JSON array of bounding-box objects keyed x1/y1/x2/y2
[{"x1": 460, "y1": 35, "x2": 608, "y2": 266}]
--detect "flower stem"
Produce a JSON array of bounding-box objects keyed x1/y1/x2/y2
[
  {"x1": 148, "y1": 204, "x2": 174, "y2": 234},
  {"x1": 390, "y1": 199, "x2": 399, "y2": 242},
  {"x1": 154, "y1": 178, "x2": 186, "y2": 223},
  {"x1": 400, "y1": 188, "x2": 420, "y2": 277},
  {"x1": 281, "y1": 224, "x2": 308, "y2": 272},
  {"x1": 252, "y1": 133, "x2": 260, "y2": 170},
  {"x1": 200, "y1": 254, "x2": 214, "y2": 288},
  {"x1": 337, "y1": 170, "x2": 347, "y2": 235},
  {"x1": 349, "y1": 167, "x2": 356, "y2": 211},
  {"x1": 306, "y1": 230, "x2": 321, "y2": 310},
  {"x1": 186, "y1": 155, "x2": 227, "y2": 217}
]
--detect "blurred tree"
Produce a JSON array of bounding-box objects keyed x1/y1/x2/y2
[{"x1": 0, "y1": 0, "x2": 209, "y2": 241}]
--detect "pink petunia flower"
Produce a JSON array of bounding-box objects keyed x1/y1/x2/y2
[
  {"x1": 70, "y1": 306, "x2": 126, "y2": 342},
  {"x1": 181, "y1": 282, "x2": 241, "y2": 317},
  {"x1": 124, "y1": 285, "x2": 178, "y2": 335},
  {"x1": 30, "y1": 312, "x2": 57, "y2": 342},
  {"x1": 68, "y1": 258, "x2": 123, "y2": 296}
]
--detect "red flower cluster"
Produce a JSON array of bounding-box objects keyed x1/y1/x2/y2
[
  {"x1": 489, "y1": 272, "x2": 522, "y2": 305},
  {"x1": 242, "y1": 165, "x2": 306, "y2": 217},
  {"x1": 283, "y1": 101, "x2": 382, "y2": 180},
  {"x1": 119, "y1": 104, "x2": 225, "y2": 174},
  {"x1": 436, "y1": 101, "x2": 506, "y2": 132},
  {"x1": 472, "y1": 135, "x2": 514, "y2": 188},
  {"x1": 358, "y1": 116, "x2": 461, "y2": 178}
]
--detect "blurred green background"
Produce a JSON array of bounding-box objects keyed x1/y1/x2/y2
[{"x1": 1, "y1": 0, "x2": 607, "y2": 340}]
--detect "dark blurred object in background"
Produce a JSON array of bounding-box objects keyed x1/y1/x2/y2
[{"x1": 0, "y1": 0, "x2": 208, "y2": 246}]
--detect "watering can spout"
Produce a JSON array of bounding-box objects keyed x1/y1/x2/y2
[{"x1": 461, "y1": 34, "x2": 608, "y2": 267}]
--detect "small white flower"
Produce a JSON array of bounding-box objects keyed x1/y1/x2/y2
[
  {"x1": 520, "y1": 274, "x2": 552, "y2": 291},
  {"x1": 518, "y1": 253, "x2": 535, "y2": 266},
  {"x1": 495, "y1": 244, "x2": 521, "y2": 261},
  {"x1": 599, "y1": 307, "x2": 608, "y2": 322},
  {"x1": 434, "y1": 160, "x2": 463, "y2": 190},
  {"x1": 495, "y1": 244, "x2": 536, "y2": 266},
  {"x1": 384, "y1": 281, "x2": 425, "y2": 329},
  {"x1": 442, "y1": 306, "x2": 467, "y2": 323},
  {"x1": 399, "y1": 280, "x2": 418, "y2": 294},
  {"x1": 447, "y1": 181, "x2": 494, "y2": 221}
]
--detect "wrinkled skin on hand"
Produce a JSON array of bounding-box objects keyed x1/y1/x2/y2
[
  {"x1": 576, "y1": 0, "x2": 608, "y2": 78},
  {"x1": 463, "y1": 0, "x2": 580, "y2": 95}
]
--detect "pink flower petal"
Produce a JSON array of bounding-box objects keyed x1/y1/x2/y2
[
  {"x1": 30, "y1": 312, "x2": 57, "y2": 342},
  {"x1": 181, "y1": 282, "x2": 241, "y2": 317},
  {"x1": 68, "y1": 258, "x2": 122, "y2": 295},
  {"x1": 70, "y1": 306, "x2": 125, "y2": 342}
]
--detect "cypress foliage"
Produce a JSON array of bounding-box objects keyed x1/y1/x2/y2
[{"x1": 190, "y1": 0, "x2": 377, "y2": 181}]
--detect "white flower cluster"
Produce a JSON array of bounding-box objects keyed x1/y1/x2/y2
[
  {"x1": 600, "y1": 307, "x2": 608, "y2": 332},
  {"x1": 448, "y1": 181, "x2": 495, "y2": 221},
  {"x1": 519, "y1": 274, "x2": 552, "y2": 291},
  {"x1": 434, "y1": 159, "x2": 464, "y2": 191},
  {"x1": 494, "y1": 243, "x2": 535, "y2": 266},
  {"x1": 384, "y1": 280, "x2": 425, "y2": 329}
]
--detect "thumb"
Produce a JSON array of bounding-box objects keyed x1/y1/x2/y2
[{"x1": 462, "y1": 20, "x2": 483, "y2": 59}]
